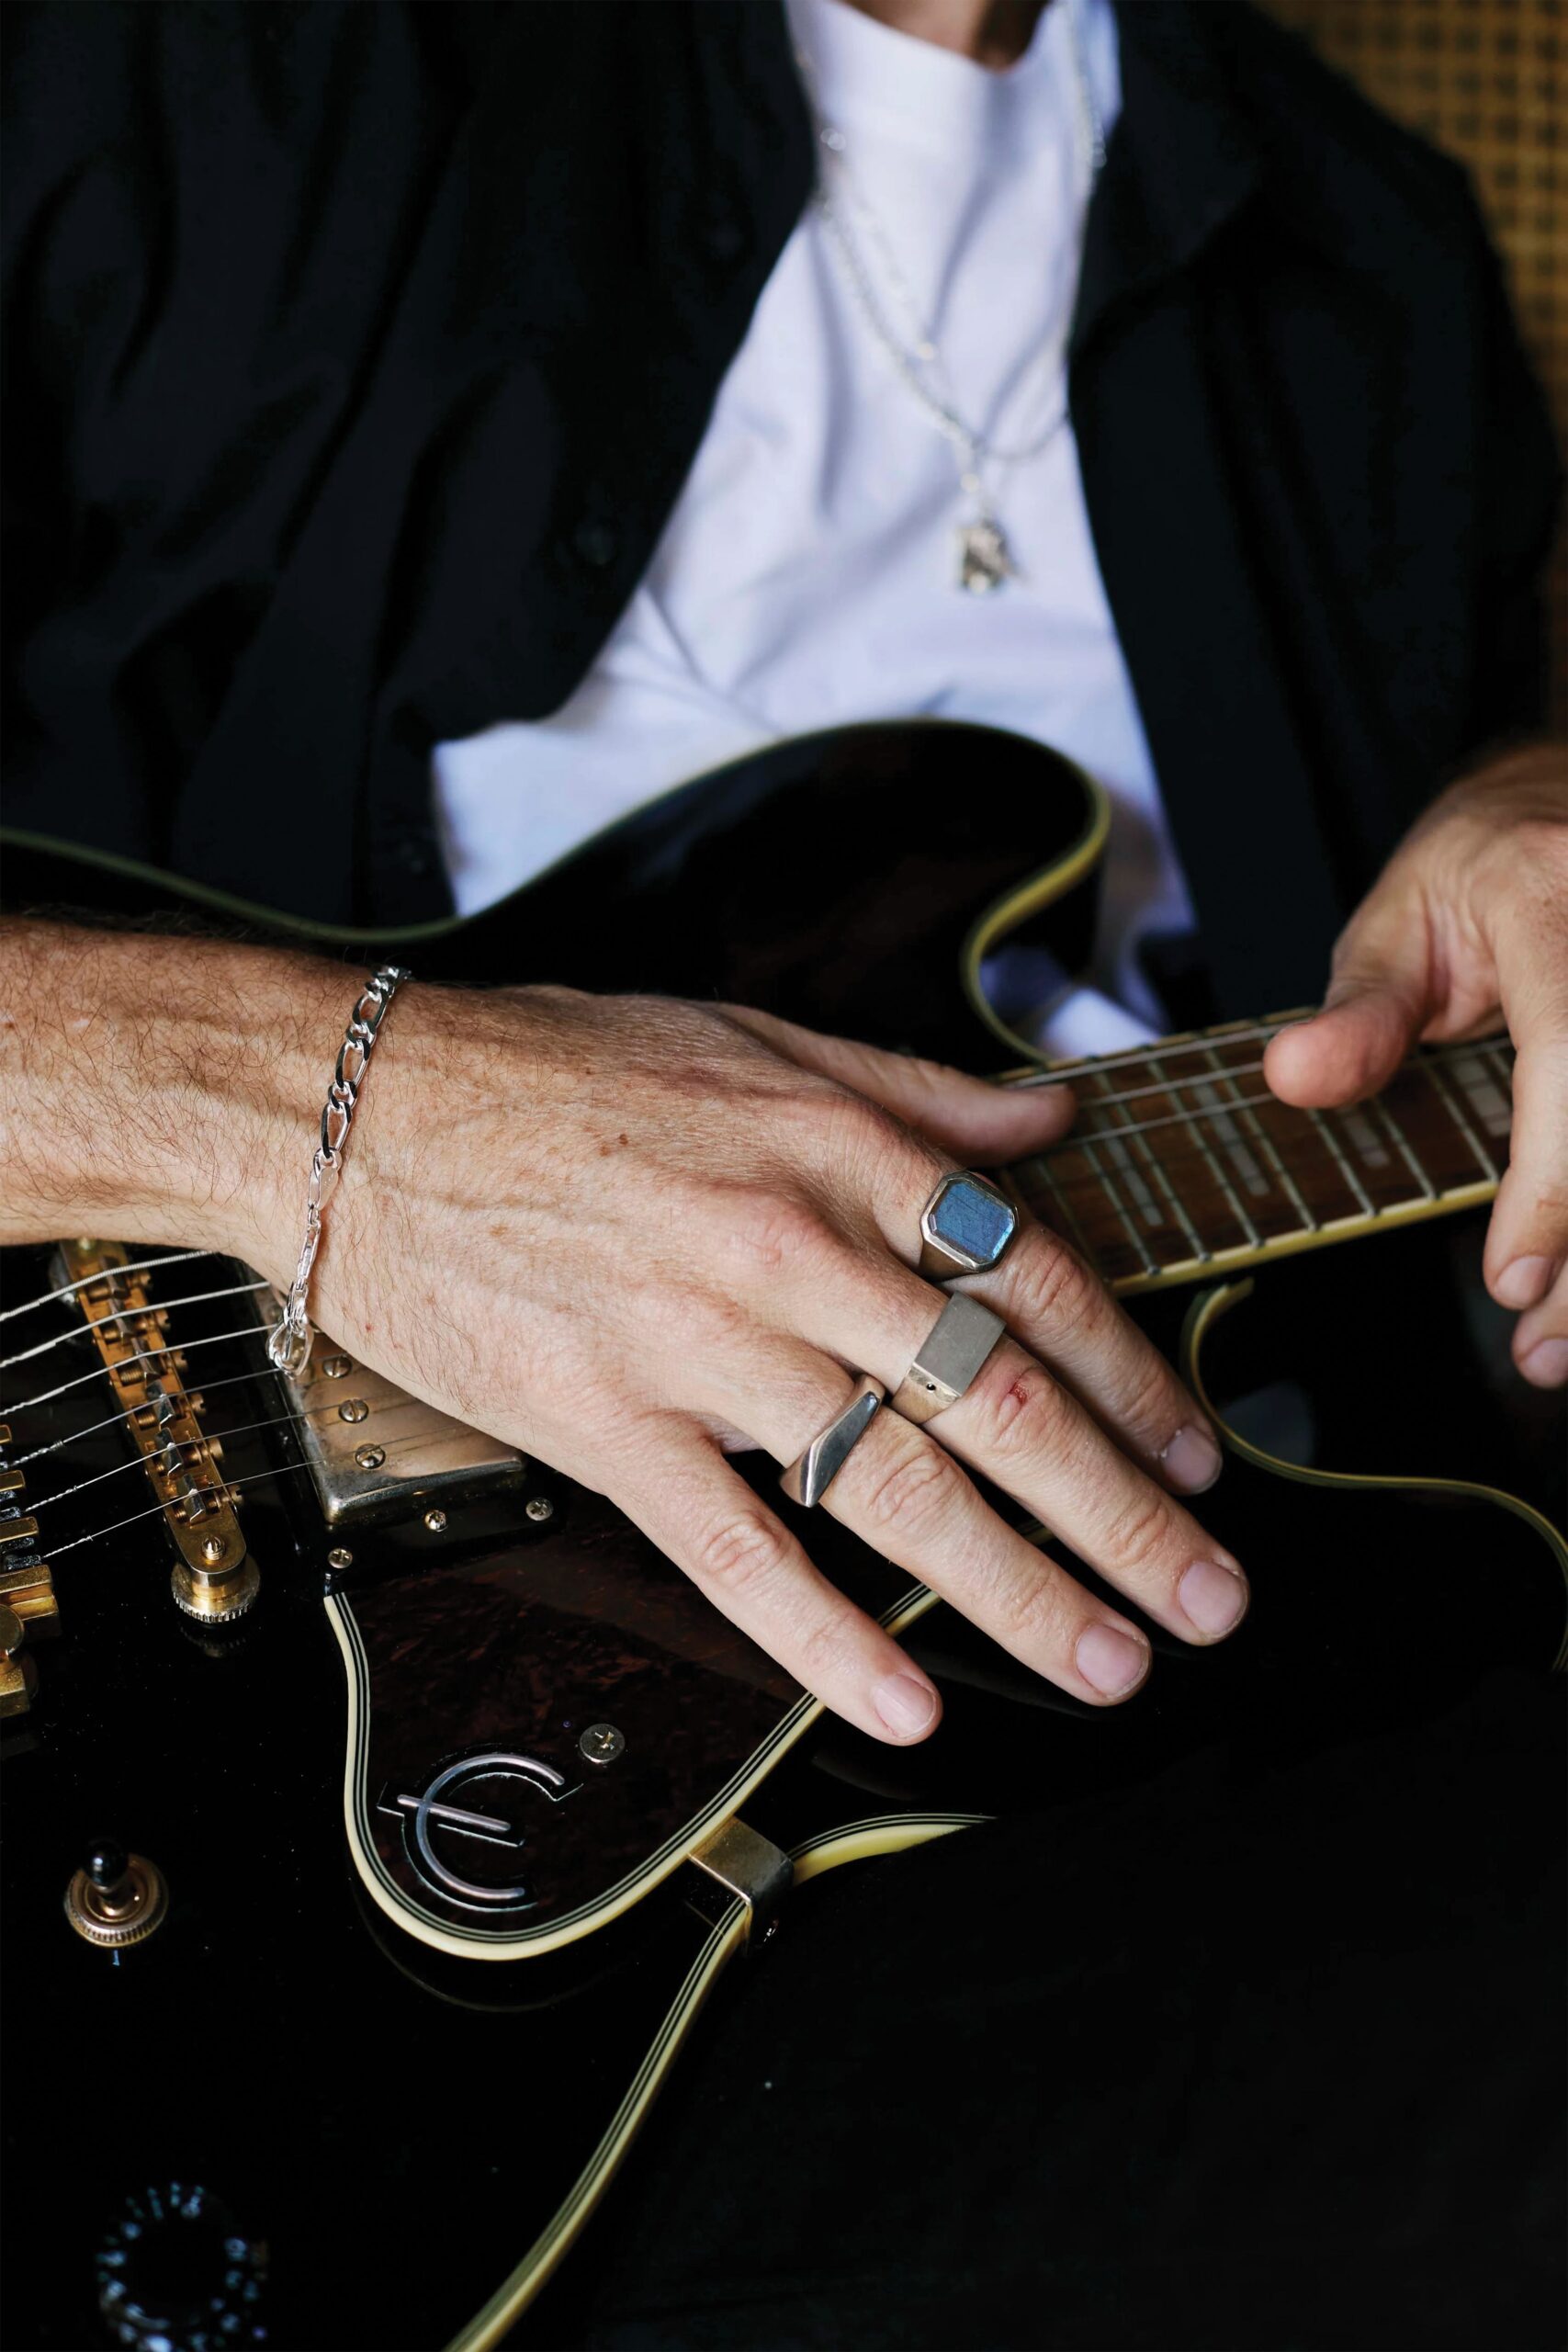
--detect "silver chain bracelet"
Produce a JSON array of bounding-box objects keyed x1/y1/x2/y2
[{"x1": 267, "y1": 964, "x2": 412, "y2": 1376}]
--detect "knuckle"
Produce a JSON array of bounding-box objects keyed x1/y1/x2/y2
[
  {"x1": 693, "y1": 1508, "x2": 788, "y2": 1597},
  {"x1": 856, "y1": 1433, "x2": 963, "y2": 1540},
  {"x1": 969, "y1": 1357, "x2": 1070, "y2": 1460},
  {"x1": 722, "y1": 1185, "x2": 834, "y2": 1279},
  {"x1": 1115, "y1": 1345, "x2": 1180, "y2": 1440},
  {"x1": 1100, "y1": 1485, "x2": 1176, "y2": 1578},
  {"x1": 1010, "y1": 1235, "x2": 1097, "y2": 1333}
]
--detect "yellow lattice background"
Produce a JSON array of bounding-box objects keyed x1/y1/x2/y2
[{"x1": 1261, "y1": 0, "x2": 1566, "y2": 722}]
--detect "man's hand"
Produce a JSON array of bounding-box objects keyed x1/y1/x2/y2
[
  {"x1": 2, "y1": 922, "x2": 1248, "y2": 1747},
  {"x1": 1265, "y1": 743, "x2": 1568, "y2": 1387}
]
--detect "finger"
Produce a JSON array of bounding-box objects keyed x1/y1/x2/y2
[
  {"x1": 612, "y1": 1417, "x2": 943, "y2": 1745},
  {"x1": 739, "y1": 1375, "x2": 1155, "y2": 1708},
  {"x1": 1481, "y1": 905, "x2": 1568, "y2": 1311},
  {"x1": 1264, "y1": 887, "x2": 1435, "y2": 1109},
  {"x1": 719, "y1": 1001, "x2": 1076, "y2": 1159},
  {"x1": 1512, "y1": 1256, "x2": 1568, "y2": 1388},
  {"x1": 739, "y1": 1297, "x2": 1247, "y2": 1663}
]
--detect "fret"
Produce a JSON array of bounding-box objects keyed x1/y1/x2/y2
[
  {"x1": 1367, "y1": 1092, "x2": 1437, "y2": 1201},
  {"x1": 1076, "y1": 1136, "x2": 1160, "y2": 1277},
  {"x1": 1149, "y1": 1054, "x2": 1262, "y2": 1251},
  {"x1": 1418, "y1": 1055, "x2": 1498, "y2": 1182},
  {"x1": 1080, "y1": 1071, "x2": 1209, "y2": 1267},
  {"x1": 1201, "y1": 1047, "x2": 1318, "y2": 1238},
  {"x1": 1306, "y1": 1107, "x2": 1375, "y2": 1216},
  {"x1": 1024, "y1": 1155, "x2": 1096, "y2": 1260},
  {"x1": 1003, "y1": 1027, "x2": 1515, "y2": 1297}
]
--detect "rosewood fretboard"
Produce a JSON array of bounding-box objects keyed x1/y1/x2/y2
[{"x1": 1004, "y1": 1018, "x2": 1513, "y2": 1295}]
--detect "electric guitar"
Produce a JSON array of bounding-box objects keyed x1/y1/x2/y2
[{"x1": 3, "y1": 721, "x2": 1562, "y2": 2352}]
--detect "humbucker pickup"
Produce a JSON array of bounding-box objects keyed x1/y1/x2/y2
[{"x1": 249, "y1": 1278, "x2": 525, "y2": 1527}]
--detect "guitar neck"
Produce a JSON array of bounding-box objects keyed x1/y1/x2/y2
[{"x1": 1002, "y1": 1016, "x2": 1513, "y2": 1296}]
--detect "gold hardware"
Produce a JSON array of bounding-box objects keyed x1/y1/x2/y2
[
  {"x1": 0, "y1": 1466, "x2": 25, "y2": 1498},
  {"x1": 0, "y1": 1560, "x2": 60, "y2": 1632},
  {"x1": 63, "y1": 1849, "x2": 169, "y2": 1949},
  {"x1": 0, "y1": 1517, "x2": 41, "y2": 1549},
  {"x1": 0, "y1": 1422, "x2": 11, "y2": 1444},
  {"x1": 423, "y1": 1508, "x2": 447, "y2": 1534},
  {"x1": 57, "y1": 1239, "x2": 258, "y2": 1620},
  {"x1": 327, "y1": 1545, "x2": 354, "y2": 1570},
  {"x1": 689, "y1": 1816, "x2": 793, "y2": 1943},
  {"x1": 0, "y1": 1603, "x2": 38, "y2": 1718},
  {"x1": 338, "y1": 1398, "x2": 369, "y2": 1423}
]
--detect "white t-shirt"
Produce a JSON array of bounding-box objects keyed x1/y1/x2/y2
[{"x1": 434, "y1": 0, "x2": 1196, "y2": 1055}]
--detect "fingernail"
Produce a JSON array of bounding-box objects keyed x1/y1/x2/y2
[
  {"x1": 1076, "y1": 1623, "x2": 1150, "y2": 1700},
  {"x1": 1519, "y1": 1338, "x2": 1568, "y2": 1389},
  {"x1": 1179, "y1": 1557, "x2": 1250, "y2": 1639},
  {"x1": 872, "y1": 1670, "x2": 938, "y2": 1737},
  {"x1": 1162, "y1": 1423, "x2": 1223, "y2": 1493},
  {"x1": 1495, "y1": 1256, "x2": 1557, "y2": 1310}
]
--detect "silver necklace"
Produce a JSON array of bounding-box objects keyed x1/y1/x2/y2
[{"x1": 798, "y1": 0, "x2": 1106, "y2": 594}]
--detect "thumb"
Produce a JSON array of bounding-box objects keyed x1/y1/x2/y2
[
  {"x1": 1264, "y1": 891, "x2": 1436, "y2": 1109},
  {"x1": 719, "y1": 1002, "x2": 1077, "y2": 1159}
]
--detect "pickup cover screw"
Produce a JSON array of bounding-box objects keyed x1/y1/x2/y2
[
  {"x1": 525, "y1": 1496, "x2": 554, "y2": 1524},
  {"x1": 321, "y1": 1354, "x2": 353, "y2": 1378},
  {"x1": 354, "y1": 1444, "x2": 386, "y2": 1472},
  {"x1": 327, "y1": 1546, "x2": 353, "y2": 1570},
  {"x1": 423, "y1": 1508, "x2": 447, "y2": 1533},
  {"x1": 199, "y1": 1534, "x2": 228, "y2": 1566},
  {"x1": 579, "y1": 1723, "x2": 625, "y2": 1766},
  {"x1": 338, "y1": 1398, "x2": 369, "y2": 1423}
]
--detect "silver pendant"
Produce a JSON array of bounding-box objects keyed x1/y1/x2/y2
[{"x1": 956, "y1": 516, "x2": 1014, "y2": 594}]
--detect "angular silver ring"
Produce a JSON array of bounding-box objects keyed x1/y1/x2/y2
[
  {"x1": 918, "y1": 1170, "x2": 1019, "y2": 1282},
  {"x1": 780, "y1": 1376, "x2": 886, "y2": 1509},
  {"x1": 890, "y1": 1294, "x2": 1006, "y2": 1427}
]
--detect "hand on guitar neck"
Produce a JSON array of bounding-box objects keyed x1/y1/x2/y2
[
  {"x1": 0, "y1": 920, "x2": 1247, "y2": 1743},
  {"x1": 1265, "y1": 742, "x2": 1568, "y2": 1390}
]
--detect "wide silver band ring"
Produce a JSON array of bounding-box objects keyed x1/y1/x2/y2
[
  {"x1": 780, "y1": 1376, "x2": 886, "y2": 1509},
  {"x1": 918, "y1": 1169, "x2": 1019, "y2": 1283},
  {"x1": 890, "y1": 1294, "x2": 1006, "y2": 1427}
]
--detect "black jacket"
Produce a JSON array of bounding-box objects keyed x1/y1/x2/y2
[{"x1": 3, "y1": 0, "x2": 1559, "y2": 1012}]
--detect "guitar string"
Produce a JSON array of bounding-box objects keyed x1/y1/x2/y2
[
  {"x1": 0, "y1": 1245, "x2": 219, "y2": 1325},
  {"x1": 2, "y1": 1320, "x2": 277, "y2": 1418},
  {"x1": 0, "y1": 1038, "x2": 1513, "y2": 1419},
  {"x1": 1032, "y1": 1036, "x2": 1510, "y2": 1164},
  {"x1": 6, "y1": 1365, "x2": 274, "y2": 1469},
  {"x1": 28, "y1": 1385, "x2": 442, "y2": 1514},
  {"x1": 0, "y1": 1277, "x2": 270, "y2": 1373},
  {"x1": 44, "y1": 1442, "x2": 434, "y2": 1559}
]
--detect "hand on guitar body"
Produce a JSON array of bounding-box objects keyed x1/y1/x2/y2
[
  {"x1": 1267, "y1": 742, "x2": 1568, "y2": 1390},
  {"x1": 0, "y1": 922, "x2": 1247, "y2": 1746}
]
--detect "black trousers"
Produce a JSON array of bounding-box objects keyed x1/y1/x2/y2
[{"x1": 546, "y1": 1667, "x2": 1563, "y2": 2352}]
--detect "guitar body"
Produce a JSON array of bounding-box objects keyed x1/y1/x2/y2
[{"x1": 2, "y1": 724, "x2": 1562, "y2": 2352}]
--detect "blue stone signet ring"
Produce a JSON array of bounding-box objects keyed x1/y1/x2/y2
[
  {"x1": 780, "y1": 1376, "x2": 886, "y2": 1509},
  {"x1": 918, "y1": 1170, "x2": 1019, "y2": 1283}
]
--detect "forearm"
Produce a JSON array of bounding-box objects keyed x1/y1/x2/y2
[{"x1": 0, "y1": 917, "x2": 356, "y2": 1271}]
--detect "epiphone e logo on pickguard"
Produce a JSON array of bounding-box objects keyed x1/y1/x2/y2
[{"x1": 377, "y1": 1750, "x2": 579, "y2": 1913}]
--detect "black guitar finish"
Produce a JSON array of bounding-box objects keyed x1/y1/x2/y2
[{"x1": 3, "y1": 724, "x2": 1562, "y2": 2352}]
